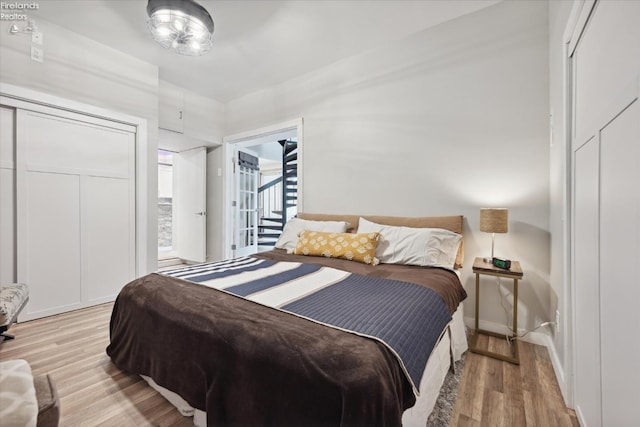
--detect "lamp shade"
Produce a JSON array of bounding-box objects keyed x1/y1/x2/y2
[
  {"x1": 480, "y1": 208, "x2": 508, "y2": 233},
  {"x1": 147, "y1": 0, "x2": 214, "y2": 56}
]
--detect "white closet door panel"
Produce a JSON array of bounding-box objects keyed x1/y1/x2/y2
[
  {"x1": 0, "y1": 106, "x2": 15, "y2": 283},
  {"x1": 599, "y1": 100, "x2": 640, "y2": 426},
  {"x1": 0, "y1": 169, "x2": 15, "y2": 284},
  {"x1": 0, "y1": 106, "x2": 15, "y2": 169},
  {"x1": 574, "y1": 1, "x2": 640, "y2": 146},
  {"x1": 23, "y1": 112, "x2": 132, "y2": 177},
  {"x1": 573, "y1": 137, "x2": 601, "y2": 427},
  {"x1": 85, "y1": 176, "x2": 134, "y2": 302},
  {"x1": 25, "y1": 172, "x2": 81, "y2": 316}
]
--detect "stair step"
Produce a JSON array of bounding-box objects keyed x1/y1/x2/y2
[
  {"x1": 284, "y1": 152, "x2": 298, "y2": 163},
  {"x1": 258, "y1": 233, "x2": 281, "y2": 238},
  {"x1": 259, "y1": 224, "x2": 284, "y2": 231},
  {"x1": 261, "y1": 217, "x2": 284, "y2": 223},
  {"x1": 284, "y1": 143, "x2": 297, "y2": 156},
  {"x1": 285, "y1": 203, "x2": 297, "y2": 208},
  {"x1": 258, "y1": 241, "x2": 277, "y2": 247}
]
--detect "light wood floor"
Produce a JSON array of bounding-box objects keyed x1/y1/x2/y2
[
  {"x1": 450, "y1": 335, "x2": 579, "y2": 427},
  {"x1": 0, "y1": 303, "x2": 578, "y2": 427}
]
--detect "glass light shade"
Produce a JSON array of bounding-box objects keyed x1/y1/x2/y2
[{"x1": 146, "y1": 0, "x2": 214, "y2": 56}]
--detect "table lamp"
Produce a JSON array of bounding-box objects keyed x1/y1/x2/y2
[{"x1": 480, "y1": 208, "x2": 508, "y2": 263}]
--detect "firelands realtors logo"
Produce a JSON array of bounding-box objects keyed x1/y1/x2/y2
[{"x1": 1, "y1": 2, "x2": 39, "y2": 21}]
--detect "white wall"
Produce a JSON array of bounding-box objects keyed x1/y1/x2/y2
[
  {"x1": 225, "y1": 1, "x2": 551, "y2": 332},
  {"x1": 0, "y1": 17, "x2": 160, "y2": 273}
]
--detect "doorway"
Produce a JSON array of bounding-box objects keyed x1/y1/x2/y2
[
  {"x1": 157, "y1": 144, "x2": 208, "y2": 266},
  {"x1": 222, "y1": 118, "x2": 303, "y2": 259},
  {"x1": 158, "y1": 149, "x2": 176, "y2": 260}
]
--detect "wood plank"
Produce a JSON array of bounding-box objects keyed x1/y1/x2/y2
[
  {"x1": 503, "y1": 356, "x2": 526, "y2": 426},
  {"x1": 480, "y1": 389, "x2": 505, "y2": 427}
]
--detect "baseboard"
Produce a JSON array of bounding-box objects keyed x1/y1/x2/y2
[
  {"x1": 158, "y1": 258, "x2": 183, "y2": 269},
  {"x1": 463, "y1": 316, "x2": 550, "y2": 346},
  {"x1": 463, "y1": 316, "x2": 568, "y2": 404},
  {"x1": 546, "y1": 336, "x2": 569, "y2": 406}
]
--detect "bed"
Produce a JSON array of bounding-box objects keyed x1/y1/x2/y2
[{"x1": 107, "y1": 214, "x2": 468, "y2": 426}]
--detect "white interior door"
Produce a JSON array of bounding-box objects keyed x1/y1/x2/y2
[
  {"x1": 234, "y1": 147, "x2": 259, "y2": 257},
  {"x1": 175, "y1": 147, "x2": 206, "y2": 263}
]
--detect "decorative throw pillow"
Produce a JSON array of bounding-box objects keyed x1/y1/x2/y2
[
  {"x1": 274, "y1": 218, "x2": 349, "y2": 251},
  {"x1": 291, "y1": 231, "x2": 380, "y2": 265},
  {"x1": 357, "y1": 217, "x2": 462, "y2": 269}
]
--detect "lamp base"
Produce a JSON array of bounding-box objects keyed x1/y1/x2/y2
[{"x1": 483, "y1": 257, "x2": 493, "y2": 264}]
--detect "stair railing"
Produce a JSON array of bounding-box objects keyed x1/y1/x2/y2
[{"x1": 258, "y1": 176, "x2": 282, "y2": 222}]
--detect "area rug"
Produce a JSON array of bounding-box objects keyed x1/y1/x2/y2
[{"x1": 426, "y1": 354, "x2": 466, "y2": 427}]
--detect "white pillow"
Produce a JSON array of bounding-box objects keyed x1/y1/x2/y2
[
  {"x1": 357, "y1": 217, "x2": 461, "y2": 269},
  {"x1": 274, "y1": 218, "x2": 349, "y2": 251}
]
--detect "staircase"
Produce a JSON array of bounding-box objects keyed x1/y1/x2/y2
[{"x1": 257, "y1": 140, "x2": 298, "y2": 247}]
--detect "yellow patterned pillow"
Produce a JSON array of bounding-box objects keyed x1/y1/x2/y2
[{"x1": 291, "y1": 230, "x2": 380, "y2": 265}]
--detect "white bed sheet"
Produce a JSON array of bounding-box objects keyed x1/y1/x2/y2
[{"x1": 142, "y1": 303, "x2": 468, "y2": 426}]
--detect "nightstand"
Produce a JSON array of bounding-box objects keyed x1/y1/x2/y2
[{"x1": 469, "y1": 257, "x2": 524, "y2": 365}]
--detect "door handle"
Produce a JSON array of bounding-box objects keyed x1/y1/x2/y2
[{"x1": 195, "y1": 212, "x2": 206, "y2": 216}]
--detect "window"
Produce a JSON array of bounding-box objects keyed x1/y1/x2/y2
[{"x1": 158, "y1": 149, "x2": 175, "y2": 257}]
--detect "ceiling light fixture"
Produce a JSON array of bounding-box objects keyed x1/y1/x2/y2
[{"x1": 146, "y1": 0, "x2": 214, "y2": 56}]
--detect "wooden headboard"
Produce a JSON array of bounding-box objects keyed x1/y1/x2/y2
[{"x1": 297, "y1": 213, "x2": 465, "y2": 268}]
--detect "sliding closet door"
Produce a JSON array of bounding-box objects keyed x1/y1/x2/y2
[
  {"x1": 599, "y1": 99, "x2": 639, "y2": 424},
  {"x1": 17, "y1": 108, "x2": 136, "y2": 320},
  {"x1": 571, "y1": 1, "x2": 640, "y2": 426},
  {"x1": 23, "y1": 171, "x2": 82, "y2": 315},
  {"x1": 572, "y1": 138, "x2": 600, "y2": 426},
  {"x1": 0, "y1": 106, "x2": 16, "y2": 284}
]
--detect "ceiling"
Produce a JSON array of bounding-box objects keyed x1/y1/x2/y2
[{"x1": 30, "y1": 0, "x2": 501, "y2": 102}]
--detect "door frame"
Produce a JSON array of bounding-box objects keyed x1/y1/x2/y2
[
  {"x1": 222, "y1": 118, "x2": 303, "y2": 259},
  {"x1": 0, "y1": 82, "x2": 150, "y2": 277}
]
